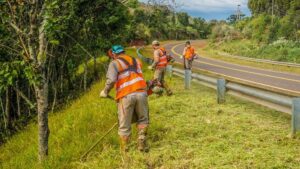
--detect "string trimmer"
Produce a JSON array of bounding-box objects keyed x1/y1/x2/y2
[{"x1": 80, "y1": 96, "x2": 117, "y2": 162}]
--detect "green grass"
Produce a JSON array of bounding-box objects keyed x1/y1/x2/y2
[
  {"x1": 207, "y1": 39, "x2": 300, "y2": 63},
  {"x1": 1, "y1": 48, "x2": 300, "y2": 168},
  {"x1": 199, "y1": 40, "x2": 300, "y2": 75},
  {"x1": 76, "y1": 56, "x2": 109, "y2": 76}
]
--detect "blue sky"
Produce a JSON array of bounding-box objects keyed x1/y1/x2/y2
[{"x1": 139, "y1": 0, "x2": 251, "y2": 20}]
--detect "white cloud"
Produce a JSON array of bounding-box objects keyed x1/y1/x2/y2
[
  {"x1": 179, "y1": 0, "x2": 248, "y2": 12},
  {"x1": 139, "y1": 0, "x2": 248, "y2": 12},
  {"x1": 138, "y1": 0, "x2": 250, "y2": 19}
]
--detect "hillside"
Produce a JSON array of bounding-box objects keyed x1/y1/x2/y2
[
  {"x1": 1, "y1": 49, "x2": 300, "y2": 169},
  {"x1": 207, "y1": 39, "x2": 300, "y2": 64}
]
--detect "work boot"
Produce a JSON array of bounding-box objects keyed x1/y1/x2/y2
[
  {"x1": 120, "y1": 136, "x2": 130, "y2": 153},
  {"x1": 166, "y1": 89, "x2": 173, "y2": 96},
  {"x1": 162, "y1": 83, "x2": 173, "y2": 96},
  {"x1": 137, "y1": 128, "x2": 149, "y2": 152}
]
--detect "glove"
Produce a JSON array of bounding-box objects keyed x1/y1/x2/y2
[
  {"x1": 180, "y1": 55, "x2": 183, "y2": 59},
  {"x1": 148, "y1": 66, "x2": 153, "y2": 70},
  {"x1": 100, "y1": 90, "x2": 108, "y2": 98},
  {"x1": 170, "y1": 58, "x2": 175, "y2": 63}
]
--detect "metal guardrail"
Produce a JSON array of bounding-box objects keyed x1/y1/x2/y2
[
  {"x1": 218, "y1": 52, "x2": 300, "y2": 68},
  {"x1": 173, "y1": 68, "x2": 293, "y2": 111},
  {"x1": 137, "y1": 47, "x2": 300, "y2": 135}
]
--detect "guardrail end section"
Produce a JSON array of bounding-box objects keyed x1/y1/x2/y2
[
  {"x1": 166, "y1": 65, "x2": 173, "y2": 78},
  {"x1": 184, "y1": 69, "x2": 192, "y2": 89},
  {"x1": 291, "y1": 98, "x2": 300, "y2": 136},
  {"x1": 217, "y1": 79, "x2": 226, "y2": 104}
]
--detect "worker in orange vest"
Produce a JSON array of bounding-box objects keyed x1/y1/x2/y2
[
  {"x1": 148, "y1": 40, "x2": 173, "y2": 96},
  {"x1": 100, "y1": 45, "x2": 149, "y2": 153},
  {"x1": 182, "y1": 41, "x2": 196, "y2": 70}
]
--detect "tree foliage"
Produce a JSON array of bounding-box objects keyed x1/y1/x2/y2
[
  {"x1": 0, "y1": 0, "x2": 211, "y2": 159},
  {"x1": 126, "y1": 4, "x2": 211, "y2": 41},
  {"x1": 0, "y1": 0, "x2": 130, "y2": 159},
  {"x1": 247, "y1": 0, "x2": 300, "y2": 41},
  {"x1": 213, "y1": 0, "x2": 300, "y2": 43}
]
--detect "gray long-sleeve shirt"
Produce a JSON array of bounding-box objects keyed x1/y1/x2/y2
[
  {"x1": 103, "y1": 60, "x2": 119, "y2": 94},
  {"x1": 151, "y1": 49, "x2": 161, "y2": 68}
]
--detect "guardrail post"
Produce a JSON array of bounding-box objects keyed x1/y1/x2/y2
[
  {"x1": 217, "y1": 79, "x2": 226, "y2": 104},
  {"x1": 184, "y1": 69, "x2": 192, "y2": 89},
  {"x1": 166, "y1": 65, "x2": 173, "y2": 78},
  {"x1": 291, "y1": 98, "x2": 300, "y2": 135}
]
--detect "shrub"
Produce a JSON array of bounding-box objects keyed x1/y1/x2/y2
[{"x1": 210, "y1": 23, "x2": 242, "y2": 42}]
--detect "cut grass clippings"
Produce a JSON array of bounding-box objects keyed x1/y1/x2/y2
[{"x1": 1, "y1": 48, "x2": 300, "y2": 169}]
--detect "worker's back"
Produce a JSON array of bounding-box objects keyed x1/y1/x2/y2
[{"x1": 114, "y1": 54, "x2": 147, "y2": 100}]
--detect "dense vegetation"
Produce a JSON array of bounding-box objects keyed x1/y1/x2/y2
[
  {"x1": 209, "y1": 0, "x2": 300, "y2": 63},
  {"x1": 0, "y1": 0, "x2": 211, "y2": 161},
  {"x1": 127, "y1": 2, "x2": 211, "y2": 42}
]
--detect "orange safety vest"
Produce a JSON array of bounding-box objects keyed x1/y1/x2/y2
[
  {"x1": 184, "y1": 47, "x2": 195, "y2": 59},
  {"x1": 115, "y1": 55, "x2": 147, "y2": 100},
  {"x1": 156, "y1": 47, "x2": 168, "y2": 69}
]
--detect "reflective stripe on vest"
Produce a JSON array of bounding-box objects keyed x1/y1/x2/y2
[
  {"x1": 118, "y1": 68, "x2": 143, "y2": 80},
  {"x1": 156, "y1": 49, "x2": 168, "y2": 68},
  {"x1": 117, "y1": 77, "x2": 145, "y2": 92},
  {"x1": 115, "y1": 55, "x2": 147, "y2": 100}
]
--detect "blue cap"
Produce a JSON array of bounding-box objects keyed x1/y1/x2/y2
[{"x1": 112, "y1": 45, "x2": 125, "y2": 54}]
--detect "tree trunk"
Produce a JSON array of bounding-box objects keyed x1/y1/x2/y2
[
  {"x1": 35, "y1": 73, "x2": 49, "y2": 161},
  {"x1": 35, "y1": 3, "x2": 50, "y2": 160},
  {"x1": 28, "y1": 87, "x2": 32, "y2": 116},
  {"x1": 84, "y1": 59, "x2": 88, "y2": 91},
  {"x1": 60, "y1": 53, "x2": 68, "y2": 95},
  {"x1": 60, "y1": 68, "x2": 64, "y2": 94},
  {"x1": 51, "y1": 85, "x2": 57, "y2": 113},
  {"x1": 93, "y1": 55, "x2": 98, "y2": 79},
  {"x1": 16, "y1": 81, "x2": 21, "y2": 117},
  {"x1": 0, "y1": 96, "x2": 7, "y2": 130},
  {"x1": 5, "y1": 89, "x2": 11, "y2": 129}
]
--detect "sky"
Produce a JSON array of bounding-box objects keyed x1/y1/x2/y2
[{"x1": 139, "y1": 0, "x2": 251, "y2": 20}]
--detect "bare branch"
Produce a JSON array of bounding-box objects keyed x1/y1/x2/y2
[
  {"x1": 6, "y1": 1, "x2": 31, "y2": 61},
  {"x1": 9, "y1": 22, "x2": 25, "y2": 35},
  {"x1": 0, "y1": 43, "x2": 21, "y2": 55},
  {"x1": 13, "y1": 87, "x2": 36, "y2": 109}
]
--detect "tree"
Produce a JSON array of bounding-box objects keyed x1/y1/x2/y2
[
  {"x1": 0, "y1": 0, "x2": 130, "y2": 161},
  {"x1": 0, "y1": 1, "x2": 51, "y2": 160},
  {"x1": 177, "y1": 12, "x2": 189, "y2": 26},
  {"x1": 227, "y1": 14, "x2": 246, "y2": 24},
  {"x1": 248, "y1": 0, "x2": 292, "y2": 17}
]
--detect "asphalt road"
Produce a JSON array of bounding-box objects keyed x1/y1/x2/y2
[{"x1": 164, "y1": 42, "x2": 300, "y2": 96}]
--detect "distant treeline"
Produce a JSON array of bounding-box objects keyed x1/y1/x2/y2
[
  {"x1": 211, "y1": 0, "x2": 300, "y2": 43},
  {"x1": 128, "y1": 2, "x2": 211, "y2": 42}
]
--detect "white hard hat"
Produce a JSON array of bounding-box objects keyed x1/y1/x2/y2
[{"x1": 152, "y1": 40, "x2": 160, "y2": 46}]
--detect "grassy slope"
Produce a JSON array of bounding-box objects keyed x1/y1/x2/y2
[
  {"x1": 198, "y1": 40, "x2": 300, "y2": 75},
  {"x1": 1, "y1": 48, "x2": 300, "y2": 169},
  {"x1": 207, "y1": 39, "x2": 300, "y2": 63}
]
